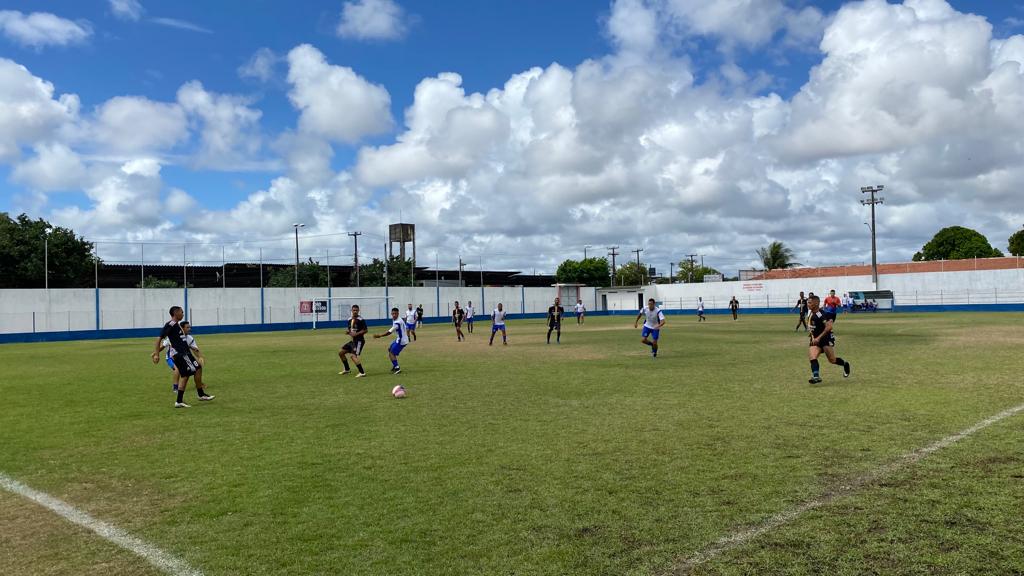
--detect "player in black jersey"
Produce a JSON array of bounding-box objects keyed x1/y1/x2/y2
[
  {"x1": 794, "y1": 291, "x2": 809, "y2": 332},
  {"x1": 151, "y1": 306, "x2": 213, "y2": 407},
  {"x1": 546, "y1": 297, "x2": 564, "y2": 344},
  {"x1": 452, "y1": 301, "x2": 466, "y2": 341},
  {"x1": 339, "y1": 304, "x2": 368, "y2": 377},
  {"x1": 806, "y1": 295, "x2": 851, "y2": 384}
]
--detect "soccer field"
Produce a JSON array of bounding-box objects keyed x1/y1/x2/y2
[{"x1": 2, "y1": 313, "x2": 1023, "y2": 575}]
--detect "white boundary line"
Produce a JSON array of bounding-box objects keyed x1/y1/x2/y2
[
  {"x1": 0, "y1": 472, "x2": 203, "y2": 576},
  {"x1": 669, "y1": 402, "x2": 1024, "y2": 575}
]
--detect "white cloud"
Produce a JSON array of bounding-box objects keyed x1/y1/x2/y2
[
  {"x1": 11, "y1": 143, "x2": 86, "y2": 191},
  {"x1": 51, "y1": 158, "x2": 167, "y2": 234},
  {"x1": 149, "y1": 17, "x2": 211, "y2": 34},
  {"x1": 166, "y1": 187, "x2": 197, "y2": 215},
  {"x1": 238, "y1": 47, "x2": 279, "y2": 82},
  {"x1": 337, "y1": 0, "x2": 408, "y2": 41},
  {"x1": 0, "y1": 10, "x2": 91, "y2": 48},
  {"x1": 109, "y1": 0, "x2": 144, "y2": 22},
  {"x1": 286, "y1": 44, "x2": 393, "y2": 143},
  {"x1": 0, "y1": 58, "x2": 80, "y2": 161},
  {"x1": 91, "y1": 96, "x2": 189, "y2": 155},
  {"x1": 176, "y1": 80, "x2": 264, "y2": 169}
]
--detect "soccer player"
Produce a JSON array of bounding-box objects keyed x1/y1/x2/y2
[
  {"x1": 178, "y1": 322, "x2": 211, "y2": 394},
  {"x1": 452, "y1": 301, "x2": 466, "y2": 341},
  {"x1": 465, "y1": 301, "x2": 475, "y2": 333},
  {"x1": 794, "y1": 291, "x2": 809, "y2": 332},
  {"x1": 404, "y1": 303, "x2": 418, "y2": 341},
  {"x1": 489, "y1": 302, "x2": 508, "y2": 346},
  {"x1": 634, "y1": 298, "x2": 666, "y2": 358},
  {"x1": 546, "y1": 297, "x2": 564, "y2": 344},
  {"x1": 806, "y1": 295, "x2": 851, "y2": 384},
  {"x1": 824, "y1": 290, "x2": 842, "y2": 318},
  {"x1": 729, "y1": 296, "x2": 739, "y2": 320},
  {"x1": 415, "y1": 304, "x2": 424, "y2": 328},
  {"x1": 575, "y1": 299, "x2": 586, "y2": 325},
  {"x1": 151, "y1": 306, "x2": 212, "y2": 408},
  {"x1": 697, "y1": 297, "x2": 706, "y2": 322},
  {"x1": 374, "y1": 307, "x2": 410, "y2": 374},
  {"x1": 338, "y1": 304, "x2": 367, "y2": 377}
]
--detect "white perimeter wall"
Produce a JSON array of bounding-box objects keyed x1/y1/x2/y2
[{"x1": 0, "y1": 286, "x2": 599, "y2": 334}]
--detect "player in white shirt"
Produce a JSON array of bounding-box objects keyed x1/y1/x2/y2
[
  {"x1": 374, "y1": 307, "x2": 410, "y2": 374},
  {"x1": 634, "y1": 298, "x2": 667, "y2": 358},
  {"x1": 465, "y1": 301, "x2": 475, "y2": 333},
  {"x1": 575, "y1": 300, "x2": 586, "y2": 325},
  {"x1": 489, "y1": 303, "x2": 508, "y2": 346},
  {"x1": 697, "y1": 297, "x2": 706, "y2": 322},
  {"x1": 404, "y1": 303, "x2": 418, "y2": 341}
]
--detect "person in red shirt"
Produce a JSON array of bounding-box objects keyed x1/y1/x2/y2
[{"x1": 823, "y1": 290, "x2": 842, "y2": 317}]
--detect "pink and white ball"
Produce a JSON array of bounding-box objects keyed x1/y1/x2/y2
[{"x1": 392, "y1": 385, "x2": 407, "y2": 399}]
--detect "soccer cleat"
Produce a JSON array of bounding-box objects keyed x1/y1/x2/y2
[
  {"x1": 174, "y1": 402, "x2": 191, "y2": 408},
  {"x1": 808, "y1": 376, "x2": 822, "y2": 384},
  {"x1": 355, "y1": 372, "x2": 367, "y2": 378},
  {"x1": 843, "y1": 362, "x2": 851, "y2": 378},
  {"x1": 339, "y1": 370, "x2": 351, "y2": 375},
  {"x1": 198, "y1": 395, "x2": 215, "y2": 401},
  {"x1": 392, "y1": 367, "x2": 401, "y2": 374}
]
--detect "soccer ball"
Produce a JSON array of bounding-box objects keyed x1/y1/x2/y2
[{"x1": 392, "y1": 385, "x2": 406, "y2": 399}]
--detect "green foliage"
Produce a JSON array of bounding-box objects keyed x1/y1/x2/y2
[
  {"x1": 675, "y1": 260, "x2": 722, "y2": 283},
  {"x1": 266, "y1": 258, "x2": 328, "y2": 287},
  {"x1": 354, "y1": 256, "x2": 414, "y2": 287},
  {"x1": 914, "y1": 226, "x2": 1003, "y2": 261},
  {"x1": 137, "y1": 275, "x2": 179, "y2": 288},
  {"x1": 0, "y1": 212, "x2": 97, "y2": 288},
  {"x1": 614, "y1": 260, "x2": 647, "y2": 286},
  {"x1": 756, "y1": 241, "x2": 800, "y2": 270},
  {"x1": 555, "y1": 257, "x2": 610, "y2": 286},
  {"x1": 1007, "y1": 229, "x2": 1024, "y2": 257}
]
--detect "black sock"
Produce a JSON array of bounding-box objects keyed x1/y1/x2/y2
[
  {"x1": 356, "y1": 364, "x2": 364, "y2": 374},
  {"x1": 197, "y1": 387, "x2": 207, "y2": 397},
  {"x1": 810, "y1": 359, "x2": 820, "y2": 376},
  {"x1": 176, "y1": 390, "x2": 185, "y2": 403},
  {"x1": 834, "y1": 357, "x2": 845, "y2": 366},
  {"x1": 342, "y1": 359, "x2": 350, "y2": 370}
]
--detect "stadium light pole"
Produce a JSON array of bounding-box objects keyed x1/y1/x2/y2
[
  {"x1": 584, "y1": 244, "x2": 592, "y2": 259},
  {"x1": 43, "y1": 226, "x2": 51, "y2": 290},
  {"x1": 293, "y1": 223, "x2": 305, "y2": 289},
  {"x1": 860, "y1": 185, "x2": 884, "y2": 287}
]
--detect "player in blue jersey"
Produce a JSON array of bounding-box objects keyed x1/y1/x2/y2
[
  {"x1": 374, "y1": 307, "x2": 410, "y2": 374},
  {"x1": 489, "y1": 302, "x2": 508, "y2": 346},
  {"x1": 634, "y1": 298, "x2": 666, "y2": 358}
]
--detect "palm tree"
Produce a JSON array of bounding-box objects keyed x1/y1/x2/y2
[{"x1": 756, "y1": 241, "x2": 800, "y2": 270}]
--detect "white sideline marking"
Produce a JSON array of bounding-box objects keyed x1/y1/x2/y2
[
  {"x1": 0, "y1": 472, "x2": 203, "y2": 576},
  {"x1": 670, "y1": 402, "x2": 1024, "y2": 575}
]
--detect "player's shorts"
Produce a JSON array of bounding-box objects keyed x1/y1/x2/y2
[
  {"x1": 466, "y1": 317, "x2": 474, "y2": 323},
  {"x1": 389, "y1": 342, "x2": 407, "y2": 356},
  {"x1": 405, "y1": 322, "x2": 416, "y2": 331},
  {"x1": 548, "y1": 320, "x2": 561, "y2": 329},
  {"x1": 342, "y1": 340, "x2": 364, "y2": 355},
  {"x1": 576, "y1": 312, "x2": 582, "y2": 318},
  {"x1": 697, "y1": 309, "x2": 705, "y2": 315},
  {"x1": 454, "y1": 319, "x2": 463, "y2": 327},
  {"x1": 492, "y1": 323, "x2": 505, "y2": 333},
  {"x1": 166, "y1": 356, "x2": 175, "y2": 370},
  {"x1": 811, "y1": 334, "x2": 836, "y2": 350},
  {"x1": 641, "y1": 326, "x2": 660, "y2": 340},
  {"x1": 171, "y1": 351, "x2": 200, "y2": 377}
]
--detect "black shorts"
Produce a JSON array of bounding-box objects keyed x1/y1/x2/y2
[
  {"x1": 171, "y1": 352, "x2": 200, "y2": 376},
  {"x1": 549, "y1": 321, "x2": 561, "y2": 329},
  {"x1": 342, "y1": 340, "x2": 365, "y2": 355},
  {"x1": 811, "y1": 334, "x2": 836, "y2": 350}
]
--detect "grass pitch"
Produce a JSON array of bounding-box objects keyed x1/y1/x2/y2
[{"x1": 1, "y1": 313, "x2": 1023, "y2": 575}]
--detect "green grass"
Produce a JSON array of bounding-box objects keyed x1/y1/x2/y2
[{"x1": 1, "y1": 313, "x2": 1023, "y2": 575}]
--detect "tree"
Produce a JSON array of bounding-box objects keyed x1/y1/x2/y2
[
  {"x1": 912, "y1": 226, "x2": 1003, "y2": 261},
  {"x1": 555, "y1": 257, "x2": 611, "y2": 286},
  {"x1": 267, "y1": 258, "x2": 328, "y2": 287},
  {"x1": 1008, "y1": 229, "x2": 1024, "y2": 257},
  {"x1": 137, "y1": 276, "x2": 179, "y2": 288},
  {"x1": 756, "y1": 241, "x2": 800, "y2": 270},
  {"x1": 354, "y1": 256, "x2": 414, "y2": 287},
  {"x1": 0, "y1": 213, "x2": 97, "y2": 288},
  {"x1": 676, "y1": 260, "x2": 722, "y2": 283},
  {"x1": 615, "y1": 261, "x2": 647, "y2": 286}
]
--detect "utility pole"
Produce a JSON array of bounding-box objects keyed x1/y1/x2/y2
[
  {"x1": 584, "y1": 244, "x2": 592, "y2": 259},
  {"x1": 348, "y1": 231, "x2": 362, "y2": 287},
  {"x1": 860, "y1": 185, "x2": 885, "y2": 287},
  {"x1": 685, "y1": 254, "x2": 698, "y2": 283},
  {"x1": 292, "y1": 223, "x2": 305, "y2": 289},
  {"x1": 607, "y1": 246, "x2": 619, "y2": 287},
  {"x1": 669, "y1": 262, "x2": 674, "y2": 284},
  {"x1": 458, "y1": 256, "x2": 465, "y2": 287},
  {"x1": 632, "y1": 248, "x2": 644, "y2": 286}
]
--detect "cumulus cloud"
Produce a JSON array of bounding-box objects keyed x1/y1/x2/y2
[
  {"x1": 11, "y1": 143, "x2": 87, "y2": 191},
  {"x1": 0, "y1": 10, "x2": 92, "y2": 48},
  {"x1": 176, "y1": 80, "x2": 265, "y2": 169},
  {"x1": 286, "y1": 44, "x2": 393, "y2": 143},
  {"x1": 0, "y1": 58, "x2": 80, "y2": 161},
  {"x1": 238, "y1": 47, "x2": 279, "y2": 82},
  {"x1": 51, "y1": 158, "x2": 167, "y2": 234},
  {"x1": 336, "y1": 0, "x2": 408, "y2": 41},
  {"x1": 109, "y1": 0, "x2": 144, "y2": 21},
  {"x1": 91, "y1": 96, "x2": 189, "y2": 155}
]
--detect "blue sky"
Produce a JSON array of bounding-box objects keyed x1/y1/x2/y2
[{"x1": 1, "y1": 0, "x2": 1024, "y2": 272}]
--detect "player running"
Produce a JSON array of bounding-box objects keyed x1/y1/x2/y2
[
  {"x1": 729, "y1": 296, "x2": 739, "y2": 320},
  {"x1": 634, "y1": 298, "x2": 666, "y2": 358},
  {"x1": 546, "y1": 297, "x2": 564, "y2": 344},
  {"x1": 697, "y1": 297, "x2": 706, "y2": 322},
  {"x1": 339, "y1": 304, "x2": 368, "y2": 377},
  {"x1": 452, "y1": 301, "x2": 466, "y2": 341},
  {"x1": 489, "y1": 303, "x2": 508, "y2": 346},
  {"x1": 152, "y1": 306, "x2": 213, "y2": 408},
  {"x1": 404, "y1": 303, "x2": 418, "y2": 341},
  {"x1": 465, "y1": 301, "x2": 475, "y2": 333},
  {"x1": 794, "y1": 291, "x2": 809, "y2": 332},
  {"x1": 374, "y1": 307, "x2": 410, "y2": 374},
  {"x1": 574, "y1": 299, "x2": 586, "y2": 324},
  {"x1": 806, "y1": 294, "x2": 851, "y2": 384}
]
